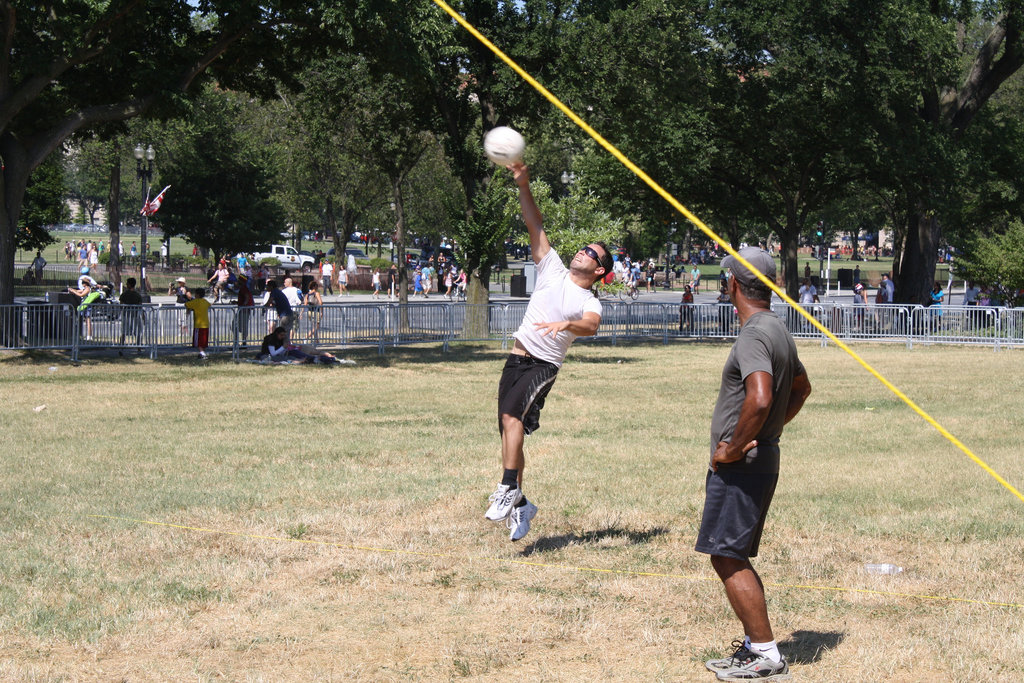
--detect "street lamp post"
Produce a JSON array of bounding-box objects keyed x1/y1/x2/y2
[
  {"x1": 389, "y1": 202, "x2": 396, "y2": 264},
  {"x1": 134, "y1": 144, "x2": 155, "y2": 293}
]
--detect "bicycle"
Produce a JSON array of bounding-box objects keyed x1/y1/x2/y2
[{"x1": 618, "y1": 281, "x2": 640, "y2": 302}]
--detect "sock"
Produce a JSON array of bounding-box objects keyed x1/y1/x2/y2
[
  {"x1": 749, "y1": 640, "x2": 781, "y2": 663},
  {"x1": 501, "y1": 469, "x2": 519, "y2": 487},
  {"x1": 743, "y1": 636, "x2": 751, "y2": 650}
]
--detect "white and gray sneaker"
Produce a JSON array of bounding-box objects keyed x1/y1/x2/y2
[
  {"x1": 485, "y1": 484, "x2": 523, "y2": 521},
  {"x1": 507, "y1": 500, "x2": 538, "y2": 542},
  {"x1": 715, "y1": 652, "x2": 790, "y2": 681},
  {"x1": 706, "y1": 640, "x2": 753, "y2": 673}
]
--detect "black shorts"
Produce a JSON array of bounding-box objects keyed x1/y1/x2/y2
[
  {"x1": 497, "y1": 354, "x2": 559, "y2": 436},
  {"x1": 694, "y1": 469, "x2": 779, "y2": 560}
]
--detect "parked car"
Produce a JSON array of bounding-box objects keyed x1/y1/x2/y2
[
  {"x1": 326, "y1": 247, "x2": 367, "y2": 259},
  {"x1": 251, "y1": 244, "x2": 315, "y2": 272}
]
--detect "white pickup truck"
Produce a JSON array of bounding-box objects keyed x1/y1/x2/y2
[{"x1": 251, "y1": 244, "x2": 315, "y2": 272}]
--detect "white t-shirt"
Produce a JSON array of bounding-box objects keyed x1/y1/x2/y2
[
  {"x1": 321, "y1": 262, "x2": 333, "y2": 278},
  {"x1": 798, "y1": 284, "x2": 817, "y2": 304},
  {"x1": 282, "y1": 286, "x2": 303, "y2": 307},
  {"x1": 513, "y1": 249, "x2": 602, "y2": 367}
]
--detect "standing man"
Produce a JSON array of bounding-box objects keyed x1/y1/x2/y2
[
  {"x1": 262, "y1": 279, "x2": 293, "y2": 339},
  {"x1": 697, "y1": 247, "x2": 812, "y2": 682},
  {"x1": 484, "y1": 163, "x2": 612, "y2": 542},
  {"x1": 281, "y1": 276, "x2": 303, "y2": 337},
  {"x1": 184, "y1": 288, "x2": 212, "y2": 359},
  {"x1": 119, "y1": 277, "x2": 144, "y2": 347},
  {"x1": 30, "y1": 250, "x2": 47, "y2": 284},
  {"x1": 320, "y1": 259, "x2": 334, "y2": 296},
  {"x1": 881, "y1": 272, "x2": 895, "y2": 303},
  {"x1": 236, "y1": 273, "x2": 255, "y2": 346}
]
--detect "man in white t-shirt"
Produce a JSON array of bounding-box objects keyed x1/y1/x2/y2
[
  {"x1": 798, "y1": 278, "x2": 818, "y2": 305},
  {"x1": 320, "y1": 260, "x2": 334, "y2": 296},
  {"x1": 484, "y1": 163, "x2": 612, "y2": 542},
  {"x1": 281, "y1": 277, "x2": 303, "y2": 336}
]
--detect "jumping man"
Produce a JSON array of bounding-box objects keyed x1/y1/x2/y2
[{"x1": 484, "y1": 163, "x2": 612, "y2": 542}]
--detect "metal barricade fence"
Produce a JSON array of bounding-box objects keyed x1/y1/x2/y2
[{"x1": 3, "y1": 301, "x2": 1023, "y2": 359}]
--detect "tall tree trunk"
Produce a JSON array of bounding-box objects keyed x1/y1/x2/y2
[
  {"x1": 894, "y1": 206, "x2": 939, "y2": 305},
  {"x1": 0, "y1": 146, "x2": 31, "y2": 306},
  {"x1": 392, "y1": 179, "x2": 408, "y2": 308},
  {"x1": 108, "y1": 143, "x2": 123, "y2": 290}
]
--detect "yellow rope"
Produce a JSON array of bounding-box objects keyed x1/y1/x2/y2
[
  {"x1": 88, "y1": 514, "x2": 1024, "y2": 610},
  {"x1": 429, "y1": 0, "x2": 1024, "y2": 504}
]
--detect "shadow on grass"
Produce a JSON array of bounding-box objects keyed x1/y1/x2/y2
[
  {"x1": 1, "y1": 337, "x2": 732, "y2": 367},
  {"x1": 779, "y1": 630, "x2": 845, "y2": 665},
  {"x1": 522, "y1": 525, "x2": 669, "y2": 555}
]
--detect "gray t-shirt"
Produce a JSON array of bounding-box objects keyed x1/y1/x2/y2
[{"x1": 709, "y1": 311, "x2": 805, "y2": 473}]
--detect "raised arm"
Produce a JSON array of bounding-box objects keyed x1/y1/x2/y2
[{"x1": 510, "y1": 163, "x2": 550, "y2": 264}]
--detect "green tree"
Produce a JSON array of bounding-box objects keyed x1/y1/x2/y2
[
  {"x1": 0, "y1": 1, "x2": 330, "y2": 303},
  {"x1": 862, "y1": 3, "x2": 1024, "y2": 303},
  {"x1": 18, "y1": 156, "x2": 65, "y2": 252},
  {"x1": 502, "y1": 175, "x2": 626, "y2": 256},
  {"x1": 64, "y1": 137, "x2": 113, "y2": 225},
  {"x1": 955, "y1": 219, "x2": 1024, "y2": 307},
  {"x1": 156, "y1": 88, "x2": 286, "y2": 260}
]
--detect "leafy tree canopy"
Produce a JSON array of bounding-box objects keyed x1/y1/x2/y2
[{"x1": 156, "y1": 87, "x2": 285, "y2": 258}]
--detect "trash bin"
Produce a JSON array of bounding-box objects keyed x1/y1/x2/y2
[
  {"x1": 510, "y1": 274, "x2": 527, "y2": 297},
  {"x1": 25, "y1": 300, "x2": 74, "y2": 344}
]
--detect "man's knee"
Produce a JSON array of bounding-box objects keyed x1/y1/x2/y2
[
  {"x1": 710, "y1": 554, "x2": 750, "y2": 579},
  {"x1": 499, "y1": 413, "x2": 522, "y2": 433}
]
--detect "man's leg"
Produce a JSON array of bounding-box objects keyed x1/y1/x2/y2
[
  {"x1": 484, "y1": 413, "x2": 526, "y2": 524},
  {"x1": 499, "y1": 413, "x2": 525, "y2": 486},
  {"x1": 497, "y1": 413, "x2": 536, "y2": 541},
  {"x1": 710, "y1": 555, "x2": 773, "y2": 643}
]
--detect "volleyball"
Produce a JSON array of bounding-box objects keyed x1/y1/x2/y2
[{"x1": 483, "y1": 126, "x2": 525, "y2": 166}]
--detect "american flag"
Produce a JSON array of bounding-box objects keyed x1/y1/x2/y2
[{"x1": 140, "y1": 185, "x2": 171, "y2": 216}]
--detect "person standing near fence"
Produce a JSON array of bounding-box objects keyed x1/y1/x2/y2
[
  {"x1": 304, "y1": 280, "x2": 323, "y2": 339},
  {"x1": 679, "y1": 284, "x2": 694, "y2": 334},
  {"x1": 236, "y1": 274, "x2": 254, "y2": 346},
  {"x1": 484, "y1": 162, "x2": 612, "y2": 543},
  {"x1": 184, "y1": 288, "x2": 211, "y2": 359},
  {"x1": 30, "y1": 251, "x2": 46, "y2": 285},
  {"x1": 119, "y1": 277, "x2": 144, "y2": 347},
  {"x1": 697, "y1": 247, "x2": 811, "y2": 682},
  {"x1": 263, "y1": 279, "x2": 294, "y2": 339}
]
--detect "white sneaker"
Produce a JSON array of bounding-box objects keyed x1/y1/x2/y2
[
  {"x1": 507, "y1": 500, "x2": 538, "y2": 542},
  {"x1": 199, "y1": 351, "x2": 208, "y2": 359},
  {"x1": 484, "y1": 483, "x2": 522, "y2": 521}
]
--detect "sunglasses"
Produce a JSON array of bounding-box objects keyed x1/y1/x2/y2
[{"x1": 580, "y1": 245, "x2": 602, "y2": 264}]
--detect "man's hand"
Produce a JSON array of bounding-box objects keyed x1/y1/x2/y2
[
  {"x1": 711, "y1": 438, "x2": 758, "y2": 471},
  {"x1": 509, "y1": 162, "x2": 529, "y2": 186},
  {"x1": 534, "y1": 320, "x2": 569, "y2": 338}
]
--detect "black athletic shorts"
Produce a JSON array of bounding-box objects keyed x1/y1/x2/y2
[
  {"x1": 694, "y1": 468, "x2": 779, "y2": 560},
  {"x1": 497, "y1": 353, "x2": 559, "y2": 436}
]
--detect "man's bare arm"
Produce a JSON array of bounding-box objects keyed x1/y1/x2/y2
[
  {"x1": 783, "y1": 371, "x2": 811, "y2": 425},
  {"x1": 510, "y1": 163, "x2": 550, "y2": 263}
]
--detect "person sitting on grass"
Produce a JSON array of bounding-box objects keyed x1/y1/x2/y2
[{"x1": 258, "y1": 327, "x2": 340, "y2": 364}]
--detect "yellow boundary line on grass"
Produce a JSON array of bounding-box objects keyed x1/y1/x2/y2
[
  {"x1": 89, "y1": 515, "x2": 1024, "y2": 610},
  {"x1": 429, "y1": 0, "x2": 1024, "y2": 505}
]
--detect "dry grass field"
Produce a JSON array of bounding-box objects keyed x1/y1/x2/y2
[{"x1": 0, "y1": 341, "x2": 1022, "y2": 682}]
